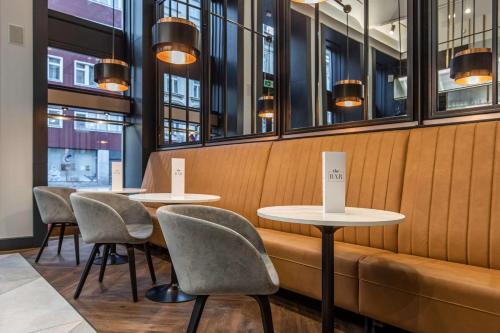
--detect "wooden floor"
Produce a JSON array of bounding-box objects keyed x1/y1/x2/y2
[{"x1": 16, "y1": 237, "x2": 367, "y2": 333}]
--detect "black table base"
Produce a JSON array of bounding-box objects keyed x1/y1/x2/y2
[
  {"x1": 321, "y1": 226, "x2": 339, "y2": 333},
  {"x1": 93, "y1": 244, "x2": 128, "y2": 265},
  {"x1": 146, "y1": 267, "x2": 195, "y2": 303}
]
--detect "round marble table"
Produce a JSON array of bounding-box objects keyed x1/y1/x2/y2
[
  {"x1": 78, "y1": 188, "x2": 146, "y2": 195},
  {"x1": 130, "y1": 192, "x2": 221, "y2": 304},
  {"x1": 257, "y1": 205, "x2": 405, "y2": 333},
  {"x1": 77, "y1": 188, "x2": 146, "y2": 265}
]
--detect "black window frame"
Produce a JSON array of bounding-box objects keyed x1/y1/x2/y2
[{"x1": 426, "y1": 0, "x2": 500, "y2": 120}]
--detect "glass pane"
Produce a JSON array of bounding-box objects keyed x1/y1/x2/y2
[
  {"x1": 436, "y1": 0, "x2": 493, "y2": 112},
  {"x1": 48, "y1": 47, "x2": 122, "y2": 95},
  {"x1": 48, "y1": 0, "x2": 123, "y2": 30},
  {"x1": 368, "y1": 0, "x2": 407, "y2": 118},
  {"x1": 47, "y1": 105, "x2": 123, "y2": 190},
  {"x1": 163, "y1": 0, "x2": 201, "y2": 29},
  {"x1": 208, "y1": 0, "x2": 276, "y2": 139}
]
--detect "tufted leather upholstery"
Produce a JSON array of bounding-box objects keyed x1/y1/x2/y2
[{"x1": 142, "y1": 120, "x2": 500, "y2": 332}]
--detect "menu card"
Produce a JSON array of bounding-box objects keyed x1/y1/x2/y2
[
  {"x1": 322, "y1": 152, "x2": 346, "y2": 213},
  {"x1": 171, "y1": 158, "x2": 185, "y2": 197},
  {"x1": 111, "y1": 162, "x2": 123, "y2": 191}
]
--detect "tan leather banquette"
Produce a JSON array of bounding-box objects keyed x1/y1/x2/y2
[{"x1": 142, "y1": 121, "x2": 500, "y2": 333}]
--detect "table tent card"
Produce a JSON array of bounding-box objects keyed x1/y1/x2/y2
[
  {"x1": 111, "y1": 161, "x2": 123, "y2": 191},
  {"x1": 322, "y1": 152, "x2": 346, "y2": 213},
  {"x1": 171, "y1": 158, "x2": 185, "y2": 197}
]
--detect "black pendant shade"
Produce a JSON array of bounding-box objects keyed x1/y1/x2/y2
[
  {"x1": 94, "y1": 59, "x2": 130, "y2": 92},
  {"x1": 333, "y1": 80, "x2": 364, "y2": 107},
  {"x1": 152, "y1": 17, "x2": 201, "y2": 65},
  {"x1": 257, "y1": 96, "x2": 275, "y2": 119},
  {"x1": 450, "y1": 48, "x2": 493, "y2": 85}
]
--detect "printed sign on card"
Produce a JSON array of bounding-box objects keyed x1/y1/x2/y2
[
  {"x1": 171, "y1": 158, "x2": 185, "y2": 197},
  {"x1": 322, "y1": 152, "x2": 346, "y2": 213},
  {"x1": 111, "y1": 162, "x2": 123, "y2": 191}
]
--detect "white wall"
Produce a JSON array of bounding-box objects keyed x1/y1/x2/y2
[{"x1": 0, "y1": 0, "x2": 34, "y2": 239}]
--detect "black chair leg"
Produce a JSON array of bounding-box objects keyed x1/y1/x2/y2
[
  {"x1": 187, "y1": 295, "x2": 208, "y2": 333},
  {"x1": 99, "y1": 244, "x2": 111, "y2": 282},
  {"x1": 35, "y1": 224, "x2": 56, "y2": 263},
  {"x1": 364, "y1": 317, "x2": 375, "y2": 333},
  {"x1": 253, "y1": 295, "x2": 274, "y2": 333},
  {"x1": 74, "y1": 243, "x2": 100, "y2": 299},
  {"x1": 126, "y1": 244, "x2": 138, "y2": 302},
  {"x1": 144, "y1": 243, "x2": 156, "y2": 284},
  {"x1": 73, "y1": 227, "x2": 80, "y2": 265},
  {"x1": 57, "y1": 223, "x2": 66, "y2": 255}
]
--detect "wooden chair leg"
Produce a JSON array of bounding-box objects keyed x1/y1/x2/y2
[
  {"x1": 126, "y1": 244, "x2": 138, "y2": 302},
  {"x1": 99, "y1": 244, "x2": 111, "y2": 282},
  {"x1": 57, "y1": 223, "x2": 66, "y2": 255},
  {"x1": 253, "y1": 295, "x2": 274, "y2": 333},
  {"x1": 144, "y1": 243, "x2": 156, "y2": 283},
  {"x1": 187, "y1": 295, "x2": 208, "y2": 333},
  {"x1": 35, "y1": 224, "x2": 55, "y2": 263},
  {"x1": 73, "y1": 226, "x2": 80, "y2": 265},
  {"x1": 74, "y1": 243, "x2": 100, "y2": 299}
]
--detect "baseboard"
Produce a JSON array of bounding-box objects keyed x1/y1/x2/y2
[{"x1": 0, "y1": 236, "x2": 36, "y2": 251}]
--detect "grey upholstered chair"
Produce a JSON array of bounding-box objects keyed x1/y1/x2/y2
[
  {"x1": 70, "y1": 192, "x2": 156, "y2": 302},
  {"x1": 33, "y1": 186, "x2": 80, "y2": 265},
  {"x1": 156, "y1": 205, "x2": 280, "y2": 333}
]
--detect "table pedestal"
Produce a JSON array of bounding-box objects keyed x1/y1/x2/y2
[
  {"x1": 320, "y1": 226, "x2": 339, "y2": 333},
  {"x1": 146, "y1": 266, "x2": 195, "y2": 303},
  {"x1": 93, "y1": 244, "x2": 128, "y2": 265}
]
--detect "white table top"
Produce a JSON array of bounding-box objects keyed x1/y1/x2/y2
[
  {"x1": 129, "y1": 193, "x2": 221, "y2": 204},
  {"x1": 77, "y1": 188, "x2": 147, "y2": 194},
  {"x1": 257, "y1": 205, "x2": 405, "y2": 227}
]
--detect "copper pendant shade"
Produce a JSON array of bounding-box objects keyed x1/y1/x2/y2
[
  {"x1": 333, "y1": 80, "x2": 364, "y2": 107},
  {"x1": 152, "y1": 17, "x2": 201, "y2": 65},
  {"x1": 450, "y1": 48, "x2": 493, "y2": 85},
  {"x1": 94, "y1": 59, "x2": 130, "y2": 92},
  {"x1": 257, "y1": 95, "x2": 275, "y2": 119}
]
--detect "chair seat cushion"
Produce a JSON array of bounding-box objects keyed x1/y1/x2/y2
[
  {"x1": 126, "y1": 224, "x2": 153, "y2": 242},
  {"x1": 257, "y1": 228, "x2": 390, "y2": 312},
  {"x1": 359, "y1": 253, "x2": 500, "y2": 332}
]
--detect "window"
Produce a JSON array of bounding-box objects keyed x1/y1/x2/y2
[
  {"x1": 47, "y1": 106, "x2": 124, "y2": 190},
  {"x1": 325, "y1": 48, "x2": 333, "y2": 92},
  {"x1": 48, "y1": 0, "x2": 124, "y2": 30},
  {"x1": 48, "y1": 55, "x2": 63, "y2": 83},
  {"x1": 164, "y1": 0, "x2": 201, "y2": 29},
  {"x1": 48, "y1": 108, "x2": 63, "y2": 128},
  {"x1": 74, "y1": 111, "x2": 124, "y2": 133},
  {"x1": 208, "y1": 0, "x2": 277, "y2": 139},
  {"x1": 74, "y1": 61, "x2": 97, "y2": 87},
  {"x1": 89, "y1": 0, "x2": 122, "y2": 10}
]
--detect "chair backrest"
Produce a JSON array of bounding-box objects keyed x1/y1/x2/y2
[
  {"x1": 398, "y1": 121, "x2": 500, "y2": 269},
  {"x1": 33, "y1": 186, "x2": 76, "y2": 224},
  {"x1": 69, "y1": 192, "x2": 133, "y2": 244},
  {"x1": 157, "y1": 205, "x2": 278, "y2": 295},
  {"x1": 258, "y1": 130, "x2": 409, "y2": 252},
  {"x1": 142, "y1": 142, "x2": 272, "y2": 225}
]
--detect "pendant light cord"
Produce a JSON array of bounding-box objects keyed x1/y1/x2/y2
[
  {"x1": 112, "y1": 0, "x2": 115, "y2": 59},
  {"x1": 346, "y1": 10, "x2": 350, "y2": 80},
  {"x1": 398, "y1": 0, "x2": 402, "y2": 76}
]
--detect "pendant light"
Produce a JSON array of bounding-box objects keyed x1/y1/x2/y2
[
  {"x1": 94, "y1": 0, "x2": 130, "y2": 92},
  {"x1": 450, "y1": 0, "x2": 492, "y2": 85},
  {"x1": 152, "y1": 1, "x2": 200, "y2": 65},
  {"x1": 333, "y1": 4, "x2": 364, "y2": 107},
  {"x1": 258, "y1": 49, "x2": 275, "y2": 119}
]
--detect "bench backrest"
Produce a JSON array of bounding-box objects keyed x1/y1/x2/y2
[{"x1": 398, "y1": 121, "x2": 500, "y2": 269}]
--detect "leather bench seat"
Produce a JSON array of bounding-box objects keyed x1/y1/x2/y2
[
  {"x1": 359, "y1": 253, "x2": 500, "y2": 332},
  {"x1": 257, "y1": 228, "x2": 390, "y2": 312}
]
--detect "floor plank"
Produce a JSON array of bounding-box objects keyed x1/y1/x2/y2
[{"x1": 16, "y1": 237, "x2": 365, "y2": 333}]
